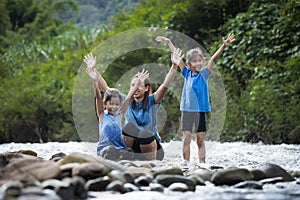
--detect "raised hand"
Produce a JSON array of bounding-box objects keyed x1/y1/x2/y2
[
  {"x1": 137, "y1": 69, "x2": 149, "y2": 83},
  {"x1": 222, "y1": 33, "x2": 235, "y2": 47},
  {"x1": 155, "y1": 36, "x2": 170, "y2": 43},
  {"x1": 86, "y1": 67, "x2": 97, "y2": 80},
  {"x1": 171, "y1": 48, "x2": 184, "y2": 66},
  {"x1": 83, "y1": 53, "x2": 96, "y2": 69}
]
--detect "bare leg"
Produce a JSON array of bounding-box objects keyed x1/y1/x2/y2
[
  {"x1": 140, "y1": 140, "x2": 157, "y2": 160},
  {"x1": 196, "y1": 132, "x2": 206, "y2": 163},
  {"x1": 183, "y1": 131, "x2": 192, "y2": 161},
  {"x1": 122, "y1": 135, "x2": 134, "y2": 148}
]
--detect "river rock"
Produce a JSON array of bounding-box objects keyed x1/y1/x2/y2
[
  {"x1": 154, "y1": 174, "x2": 196, "y2": 191},
  {"x1": 108, "y1": 169, "x2": 134, "y2": 183},
  {"x1": 105, "y1": 180, "x2": 127, "y2": 193},
  {"x1": 16, "y1": 150, "x2": 38, "y2": 157},
  {"x1": 184, "y1": 167, "x2": 214, "y2": 182},
  {"x1": 134, "y1": 175, "x2": 152, "y2": 186},
  {"x1": 250, "y1": 169, "x2": 267, "y2": 181},
  {"x1": 258, "y1": 163, "x2": 295, "y2": 182},
  {"x1": 85, "y1": 176, "x2": 111, "y2": 191},
  {"x1": 72, "y1": 162, "x2": 109, "y2": 180},
  {"x1": 153, "y1": 167, "x2": 183, "y2": 177},
  {"x1": 0, "y1": 153, "x2": 61, "y2": 181},
  {"x1": 168, "y1": 182, "x2": 189, "y2": 192},
  {"x1": 211, "y1": 167, "x2": 253, "y2": 186},
  {"x1": 123, "y1": 182, "x2": 140, "y2": 192}
]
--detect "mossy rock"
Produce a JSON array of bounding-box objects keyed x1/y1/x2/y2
[{"x1": 16, "y1": 150, "x2": 37, "y2": 157}]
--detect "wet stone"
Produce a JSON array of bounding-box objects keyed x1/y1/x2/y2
[
  {"x1": 63, "y1": 176, "x2": 87, "y2": 199},
  {"x1": 250, "y1": 169, "x2": 267, "y2": 181},
  {"x1": 153, "y1": 167, "x2": 183, "y2": 177},
  {"x1": 149, "y1": 182, "x2": 165, "y2": 192},
  {"x1": 185, "y1": 167, "x2": 214, "y2": 182},
  {"x1": 211, "y1": 167, "x2": 252, "y2": 186},
  {"x1": 105, "y1": 180, "x2": 127, "y2": 193},
  {"x1": 134, "y1": 175, "x2": 152, "y2": 186},
  {"x1": 85, "y1": 176, "x2": 111, "y2": 191},
  {"x1": 3, "y1": 181, "x2": 23, "y2": 197},
  {"x1": 154, "y1": 174, "x2": 196, "y2": 191},
  {"x1": 168, "y1": 182, "x2": 189, "y2": 192},
  {"x1": 258, "y1": 163, "x2": 295, "y2": 182},
  {"x1": 72, "y1": 162, "x2": 109, "y2": 180},
  {"x1": 108, "y1": 170, "x2": 134, "y2": 183},
  {"x1": 123, "y1": 182, "x2": 139, "y2": 192}
]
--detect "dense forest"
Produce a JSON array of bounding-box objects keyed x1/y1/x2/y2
[{"x1": 0, "y1": 0, "x2": 299, "y2": 144}]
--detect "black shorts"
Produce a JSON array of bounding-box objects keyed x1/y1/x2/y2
[
  {"x1": 122, "y1": 122, "x2": 164, "y2": 160},
  {"x1": 181, "y1": 111, "x2": 206, "y2": 132}
]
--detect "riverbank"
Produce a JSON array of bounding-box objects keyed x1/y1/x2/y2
[{"x1": 1, "y1": 141, "x2": 299, "y2": 200}]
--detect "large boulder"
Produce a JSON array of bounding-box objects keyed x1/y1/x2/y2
[{"x1": 0, "y1": 153, "x2": 61, "y2": 182}]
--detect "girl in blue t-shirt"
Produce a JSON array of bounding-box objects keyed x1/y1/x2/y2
[
  {"x1": 156, "y1": 33, "x2": 235, "y2": 163},
  {"x1": 83, "y1": 53, "x2": 149, "y2": 159}
]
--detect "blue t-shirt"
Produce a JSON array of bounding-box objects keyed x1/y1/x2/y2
[
  {"x1": 97, "y1": 110, "x2": 126, "y2": 156},
  {"x1": 180, "y1": 66, "x2": 211, "y2": 112},
  {"x1": 124, "y1": 93, "x2": 161, "y2": 141}
]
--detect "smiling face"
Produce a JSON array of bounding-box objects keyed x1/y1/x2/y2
[
  {"x1": 188, "y1": 54, "x2": 204, "y2": 73},
  {"x1": 105, "y1": 96, "x2": 121, "y2": 115}
]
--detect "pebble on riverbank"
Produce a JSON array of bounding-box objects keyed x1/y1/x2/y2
[{"x1": 0, "y1": 150, "x2": 299, "y2": 200}]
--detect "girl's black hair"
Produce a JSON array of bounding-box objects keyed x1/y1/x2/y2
[{"x1": 103, "y1": 88, "x2": 122, "y2": 105}]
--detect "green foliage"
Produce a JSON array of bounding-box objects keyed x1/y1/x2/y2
[{"x1": 219, "y1": 0, "x2": 300, "y2": 143}]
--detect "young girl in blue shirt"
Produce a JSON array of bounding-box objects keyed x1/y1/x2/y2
[
  {"x1": 156, "y1": 33, "x2": 235, "y2": 163},
  {"x1": 83, "y1": 53, "x2": 149, "y2": 159}
]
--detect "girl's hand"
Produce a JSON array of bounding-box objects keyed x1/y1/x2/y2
[
  {"x1": 155, "y1": 36, "x2": 170, "y2": 43},
  {"x1": 83, "y1": 53, "x2": 96, "y2": 69},
  {"x1": 222, "y1": 33, "x2": 235, "y2": 47},
  {"x1": 171, "y1": 48, "x2": 184, "y2": 66},
  {"x1": 86, "y1": 67, "x2": 97, "y2": 80}
]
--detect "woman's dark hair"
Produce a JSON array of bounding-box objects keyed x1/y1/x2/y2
[{"x1": 131, "y1": 75, "x2": 152, "y2": 111}]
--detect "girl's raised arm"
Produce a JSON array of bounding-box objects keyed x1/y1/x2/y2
[
  {"x1": 83, "y1": 53, "x2": 109, "y2": 92},
  {"x1": 86, "y1": 67, "x2": 104, "y2": 123},
  {"x1": 155, "y1": 36, "x2": 185, "y2": 71},
  {"x1": 154, "y1": 48, "x2": 183, "y2": 104},
  {"x1": 206, "y1": 33, "x2": 235, "y2": 73}
]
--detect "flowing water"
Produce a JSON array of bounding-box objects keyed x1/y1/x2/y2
[{"x1": 1, "y1": 141, "x2": 300, "y2": 200}]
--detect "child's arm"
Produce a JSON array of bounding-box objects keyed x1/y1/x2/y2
[
  {"x1": 86, "y1": 68, "x2": 104, "y2": 123},
  {"x1": 206, "y1": 33, "x2": 235, "y2": 73},
  {"x1": 83, "y1": 53, "x2": 109, "y2": 92},
  {"x1": 154, "y1": 48, "x2": 183, "y2": 104},
  {"x1": 119, "y1": 70, "x2": 149, "y2": 117},
  {"x1": 155, "y1": 36, "x2": 185, "y2": 71}
]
